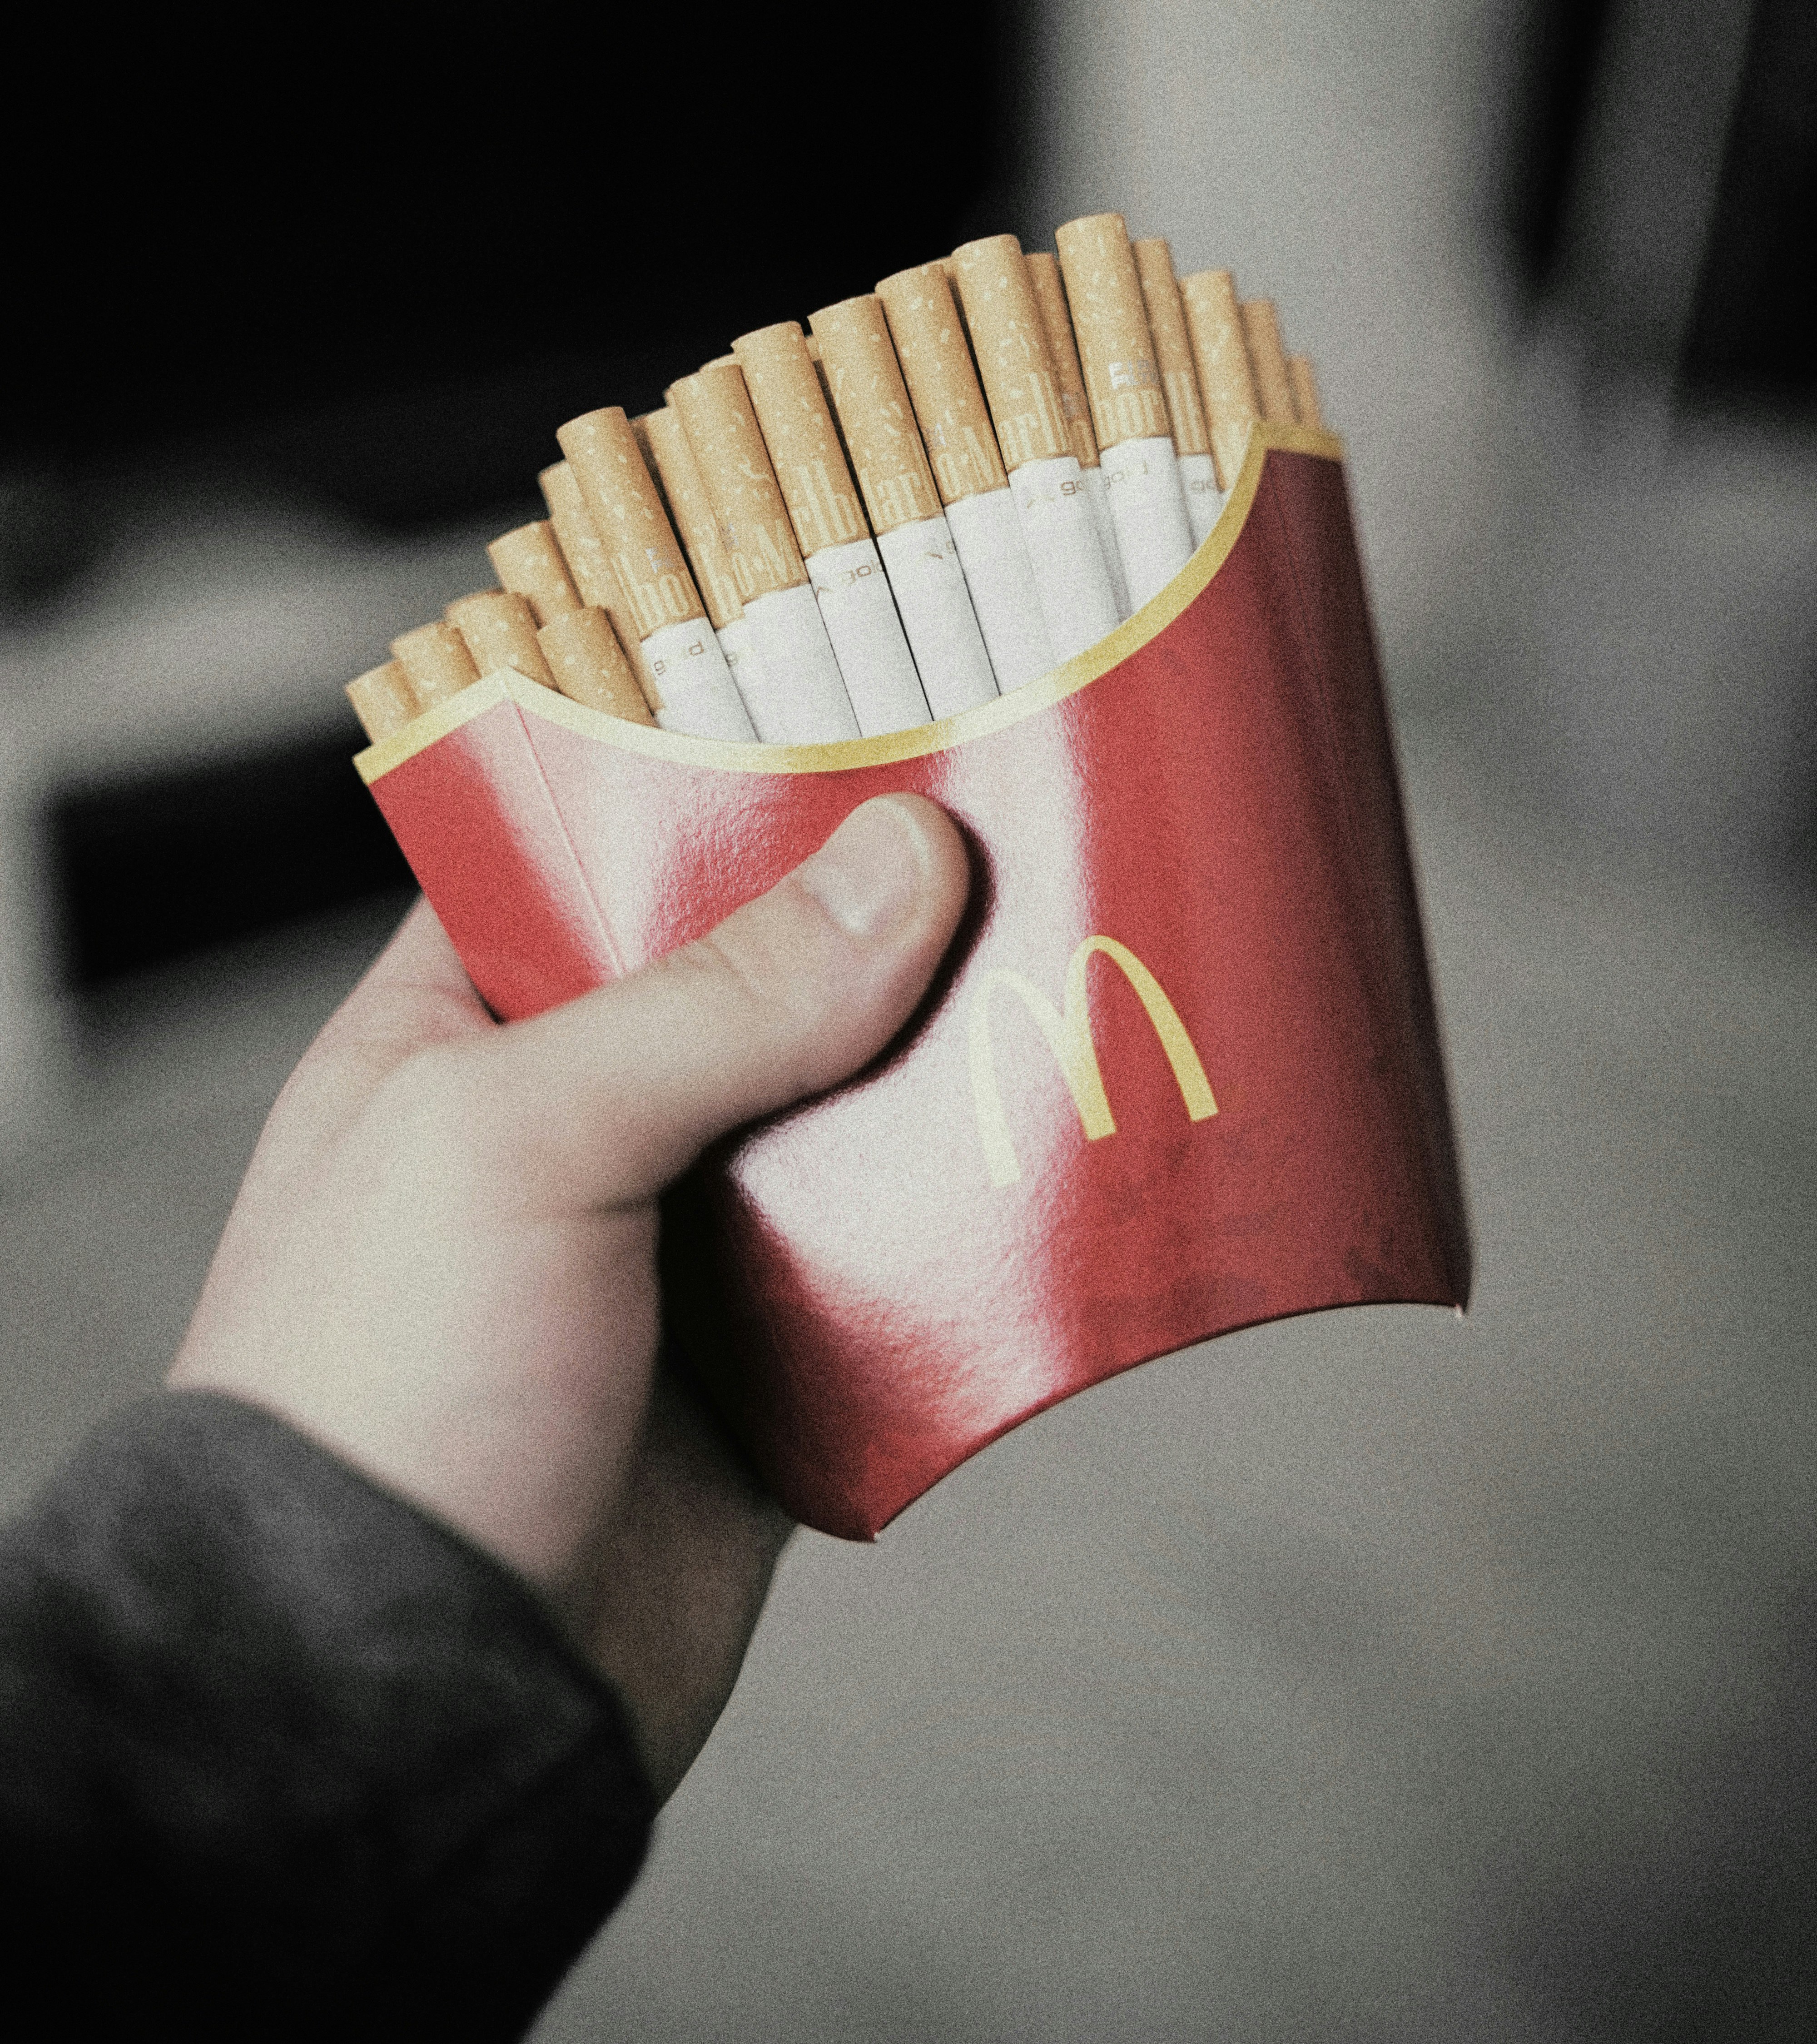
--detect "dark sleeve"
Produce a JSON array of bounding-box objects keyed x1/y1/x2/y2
[{"x1": 0, "y1": 1392, "x2": 655, "y2": 2041}]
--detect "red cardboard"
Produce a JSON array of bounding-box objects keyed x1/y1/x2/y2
[{"x1": 358, "y1": 427, "x2": 1470, "y2": 1537}]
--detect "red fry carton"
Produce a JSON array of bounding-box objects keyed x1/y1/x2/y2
[{"x1": 356, "y1": 426, "x2": 1471, "y2": 1538}]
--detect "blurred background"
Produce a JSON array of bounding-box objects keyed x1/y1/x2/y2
[{"x1": 2, "y1": 1, "x2": 1812, "y2": 2034}]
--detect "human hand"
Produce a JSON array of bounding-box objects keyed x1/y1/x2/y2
[{"x1": 170, "y1": 793, "x2": 970, "y2": 1799}]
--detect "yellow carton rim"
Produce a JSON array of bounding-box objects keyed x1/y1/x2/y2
[{"x1": 357, "y1": 423, "x2": 1343, "y2": 785}]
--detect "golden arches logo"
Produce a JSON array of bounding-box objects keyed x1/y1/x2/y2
[{"x1": 968, "y1": 936, "x2": 1217, "y2": 1188}]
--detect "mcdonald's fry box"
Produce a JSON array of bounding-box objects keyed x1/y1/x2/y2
[{"x1": 357, "y1": 427, "x2": 1472, "y2": 1539}]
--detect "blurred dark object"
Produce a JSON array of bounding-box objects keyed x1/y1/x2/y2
[
  {"x1": 3, "y1": 6, "x2": 1021, "y2": 530},
  {"x1": 1499, "y1": 0, "x2": 1813, "y2": 411},
  {"x1": 1680, "y1": 0, "x2": 1817, "y2": 408},
  {"x1": 49, "y1": 726, "x2": 411, "y2": 995},
  {"x1": 0, "y1": 472, "x2": 100, "y2": 616},
  {"x1": 1499, "y1": 0, "x2": 1619, "y2": 299},
  {"x1": 19, "y1": 9, "x2": 1023, "y2": 1000}
]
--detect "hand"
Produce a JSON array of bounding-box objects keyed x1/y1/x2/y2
[{"x1": 170, "y1": 793, "x2": 971, "y2": 1799}]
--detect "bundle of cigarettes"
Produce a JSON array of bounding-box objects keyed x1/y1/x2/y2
[{"x1": 345, "y1": 213, "x2": 1326, "y2": 751}]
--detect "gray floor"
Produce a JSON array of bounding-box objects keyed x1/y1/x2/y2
[{"x1": 1, "y1": 728, "x2": 1809, "y2": 2038}]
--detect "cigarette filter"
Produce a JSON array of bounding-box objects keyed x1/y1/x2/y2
[
  {"x1": 390, "y1": 621, "x2": 479, "y2": 706},
  {"x1": 1053, "y1": 213, "x2": 1171, "y2": 450},
  {"x1": 537, "y1": 607, "x2": 655, "y2": 725},
  {"x1": 732, "y1": 323, "x2": 870, "y2": 556},
  {"x1": 734, "y1": 322, "x2": 930, "y2": 738},
  {"x1": 640, "y1": 407, "x2": 744, "y2": 630},
  {"x1": 487, "y1": 521, "x2": 581, "y2": 627},
  {"x1": 555, "y1": 408, "x2": 754, "y2": 743},
  {"x1": 873, "y1": 262, "x2": 1005, "y2": 504},
  {"x1": 1287, "y1": 354, "x2": 1326, "y2": 428},
  {"x1": 640, "y1": 404, "x2": 765, "y2": 717},
  {"x1": 669, "y1": 364, "x2": 859, "y2": 743},
  {"x1": 950, "y1": 235, "x2": 1121, "y2": 661},
  {"x1": 628, "y1": 409, "x2": 660, "y2": 479},
  {"x1": 1178, "y1": 270, "x2": 1261, "y2": 492},
  {"x1": 1027, "y1": 249, "x2": 1132, "y2": 619},
  {"x1": 446, "y1": 589, "x2": 556, "y2": 690},
  {"x1": 538, "y1": 462, "x2": 648, "y2": 659},
  {"x1": 346, "y1": 660, "x2": 416, "y2": 743},
  {"x1": 1054, "y1": 214, "x2": 1194, "y2": 609},
  {"x1": 807, "y1": 297, "x2": 942, "y2": 532},
  {"x1": 1240, "y1": 298, "x2": 1297, "y2": 423},
  {"x1": 1132, "y1": 237, "x2": 1221, "y2": 547},
  {"x1": 876, "y1": 263, "x2": 1052, "y2": 689},
  {"x1": 810, "y1": 294, "x2": 999, "y2": 718},
  {"x1": 1024, "y1": 253, "x2": 1098, "y2": 470}
]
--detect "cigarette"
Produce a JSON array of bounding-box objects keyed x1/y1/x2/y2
[
  {"x1": 486, "y1": 521, "x2": 581, "y2": 627},
  {"x1": 875, "y1": 262, "x2": 1052, "y2": 690},
  {"x1": 949, "y1": 234, "x2": 1122, "y2": 660},
  {"x1": 390, "y1": 621, "x2": 479, "y2": 707},
  {"x1": 1287, "y1": 354, "x2": 1325, "y2": 428},
  {"x1": 1132, "y1": 238, "x2": 1222, "y2": 547},
  {"x1": 809, "y1": 293, "x2": 998, "y2": 718},
  {"x1": 1239, "y1": 298, "x2": 1297, "y2": 423},
  {"x1": 537, "y1": 461, "x2": 649, "y2": 661},
  {"x1": 554, "y1": 407, "x2": 756, "y2": 743},
  {"x1": 639, "y1": 404, "x2": 767, "y2": 722},
  {"x1": 536, "y1": 607, "x2": 656, "y2": 725},
  {"x1": 346, "y1": 660, "x2": 416, "y2": 744},
  {"x1": 667, "y1": 363, "x2": 860, "y2": 744},
  {"x1": 1053, "y1": 213, "x2": 1195, "y2": 610},
  {"x1": 1177, "y1": 269, "x2": 1260, "y2": 491},
  {"x1": 446, "y1": 589, "x2": 556, "y2": 690},
  {"x1": 1026, "y1": 250, "x2": 1132, "y2": 618},
  {"x1": 733, "y1": 320, "x2": 930, "y2": 738}
]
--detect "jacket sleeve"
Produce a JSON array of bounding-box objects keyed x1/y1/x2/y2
[{"x1": 0, "y1": 1391, "x2": 655, "y2": 2040}]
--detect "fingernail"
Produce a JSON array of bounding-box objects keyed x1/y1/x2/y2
[{"x1": 797, "y1": 797, "x2": 927, "y2": 943}]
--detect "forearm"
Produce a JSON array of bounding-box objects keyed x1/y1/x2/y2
[{"x1": 0, "y1": 1393, "x2": 653, "y2": 2039}]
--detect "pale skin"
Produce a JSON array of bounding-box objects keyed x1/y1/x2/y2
[{"x1": 171, "y1": 793, "x2": 971, "y2": 1800}]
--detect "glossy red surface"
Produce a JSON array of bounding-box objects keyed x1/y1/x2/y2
[{"x1": 368, "y1": 447, "x2": 1470, "y2": 1538}]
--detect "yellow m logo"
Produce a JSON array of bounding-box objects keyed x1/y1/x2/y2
[{"x1": 968, "y1": 935, "x2": 1217, "y2": 1188}]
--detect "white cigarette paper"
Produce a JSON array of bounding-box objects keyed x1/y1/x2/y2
[
  {"x1": 1026, "y1": 249, "x2": 1133, "y2": 622},
  {"x1": 715, "y1": 615, "x2": 764, "y2": 707},
  {"x1": 1100, "y1": 436, "x2": 1196, "y2": 612},
  {"x1": 873, "y1": 515, "x2": 999, "y2": 717},
  {"x1": 950, "y1": 235, "x2": 1120, "y2": 663},
  {"x1": 944, "y1": 488, "x2": 1054, "y2": 690},
  {"x1": 738, "y1": 583, "x2": 862, "y2": 743},
  {"x1": 874, "y1": 265, "x2": 1057, "y2": 691},
  {"x1": 1130, "y1": 235, "x2": 1222, "y2": 554},
  {"x1": 640, "y1": 620, "x2": 757, "y2": 741},
  {"x1": 809, "y1": 292, "x2": 1002, "y2": 715},
  {"x1": 807, "y1": 537, "x2": 930, "y2": 736},
  {"x1": 669, "y1": 363, "x2": 866, "y2": 745},
  {"x1": 1177, "y1": 453, "x2": 1224, "y2": 546},
  {"x1": 1008, "y1": 455, "x2": 1122, "y2": 659},
  {"x1": 638, "y1": 405, "x2": 772, "y2": 737},
  {"x1": 730, "y1": 323, "x2": 929, "y2": 740},
  {"x1": 1056, "y1": 215, "x2": 1196, "y2": 613},
  {"x1": 1081, "y1": 466, "x2": 1130, "y2": 619}
]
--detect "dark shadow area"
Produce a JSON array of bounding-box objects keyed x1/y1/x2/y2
[
  {"x1": 14, "y1": 5, "x2": 1026, "y2": 995},
  {"x1": 46, "y1": 726, "x2": 412, "y2": 1001},
  {"x1": 1679, "y1": 0, "x2": 1817, "y2": 413},
  {"x1": 3, "y1": 7, "x2": 1026, "y2": 543},
  {"x1": 1496, "y1": 0, "x2": 1620, "y2": 300}
]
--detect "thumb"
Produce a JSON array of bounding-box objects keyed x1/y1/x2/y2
[{"x1": 468, "y1": 793, "x2": 970, "y2": 1208}]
